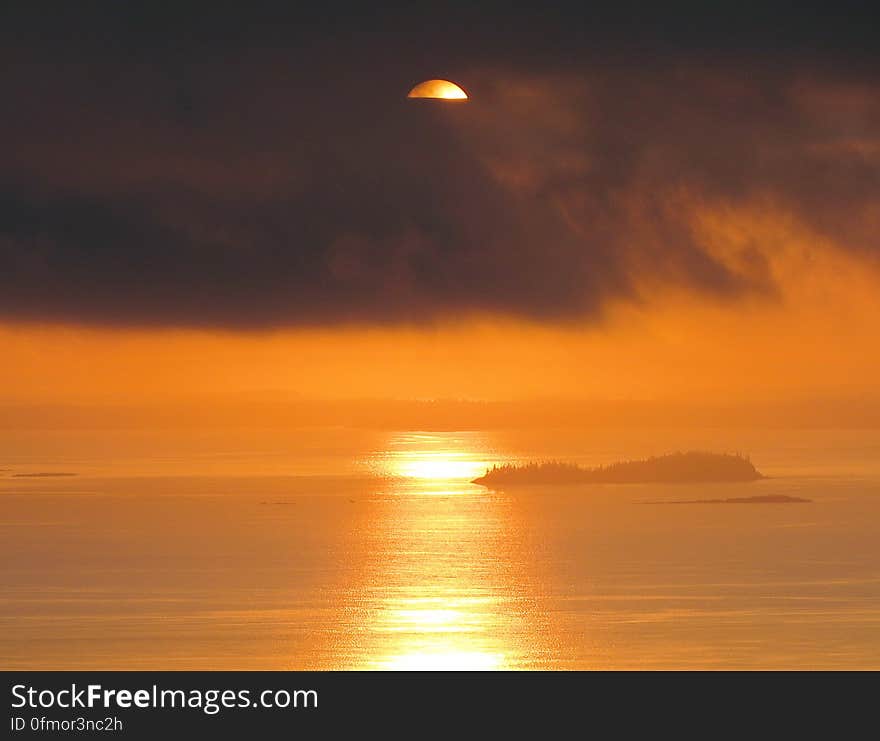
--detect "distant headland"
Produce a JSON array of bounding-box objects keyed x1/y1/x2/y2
[{"x1": 472, "y1": 451, "x2": 764, "y2": 487}]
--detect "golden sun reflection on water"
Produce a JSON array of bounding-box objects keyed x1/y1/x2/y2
[
  {"x1": 378, "y1": 650, "x2": 505, "y2": 671},
  {"x1": 347, "y1": 432, "x2": 533, "y2": 670},
  {"x1": 370, "y1": 597, "x2": 508, "y2": 670},
  {"x1": 372, "y1": 431, "x2": 506, "y2": 487}
]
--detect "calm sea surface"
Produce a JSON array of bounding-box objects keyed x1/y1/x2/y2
[{"x1": 2, "y1": 427, "x2": 879, "y2": 669}]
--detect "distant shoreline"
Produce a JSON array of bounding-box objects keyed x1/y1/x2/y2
[
  {"x1": 649, "y1": 494, "x2": 810, "y2": 504},
  {"x1": 472, "y1": 451, "x2": 764, "y2": 487}
]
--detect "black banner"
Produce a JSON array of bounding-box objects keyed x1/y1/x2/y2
[{"x1": 2, "y1": 671, "x2": 875, "y2": 737}]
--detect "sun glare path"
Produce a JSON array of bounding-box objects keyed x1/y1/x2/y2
[
  {"x1": 366, "y1": 594, "x2": 514, "y2": 671},
  {"x1": 376, "y1": 651, "x2": 505, "y2": 671},
  {"x1": 371, "y1": 432, "x2": 510, "y2": 488},
  {"x1": 346, "y1": 431, "x2": 530, "y2": 671}
]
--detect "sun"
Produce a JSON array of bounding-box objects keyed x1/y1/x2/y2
[{"x1": 407, "y1": 79, "x2": 468, "y2": 100}]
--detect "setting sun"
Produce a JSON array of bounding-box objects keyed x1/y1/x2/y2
[{"x1": 407, "y1": 78, "x2": 469, "y2": 99}]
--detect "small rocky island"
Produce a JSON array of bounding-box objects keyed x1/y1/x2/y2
[
  {"x1": 472, "y1": 451, "x2": 764, "y2": 486},
  {"x1": 658, "y1": 494, "x2": 809, "y2": 504}
]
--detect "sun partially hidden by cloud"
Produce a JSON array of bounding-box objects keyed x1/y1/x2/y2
[
  {"x1": 2, "y1": 51, "x2": 877, "y2": 330},
  {"x1": 407, "y1": 79, "x2": 468, "y2": 99}
]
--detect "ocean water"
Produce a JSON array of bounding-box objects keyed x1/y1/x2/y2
[{"x1": 1, "y1": 427, "x2": 879, "y2": 669}]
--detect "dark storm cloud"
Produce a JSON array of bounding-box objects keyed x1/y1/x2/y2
[{"x1": 0, "y1": 3, "x2": 878, "y2": 327}]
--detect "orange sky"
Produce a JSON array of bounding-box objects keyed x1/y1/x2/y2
[
  {"x1": 3, "y1": 212, "x2": 878, "y2": 408},
  {"x1": 3, "y1": 66, "x2": 879, "y2": 413}
]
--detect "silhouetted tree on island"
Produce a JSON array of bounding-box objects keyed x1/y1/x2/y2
[{"x1": 472, "y1": 451, "x2": 763, "y2": 486}]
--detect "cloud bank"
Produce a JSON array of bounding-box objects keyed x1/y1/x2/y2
[{"x1": 1, "y1": 9, "x2": 878, "y2": 327}]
